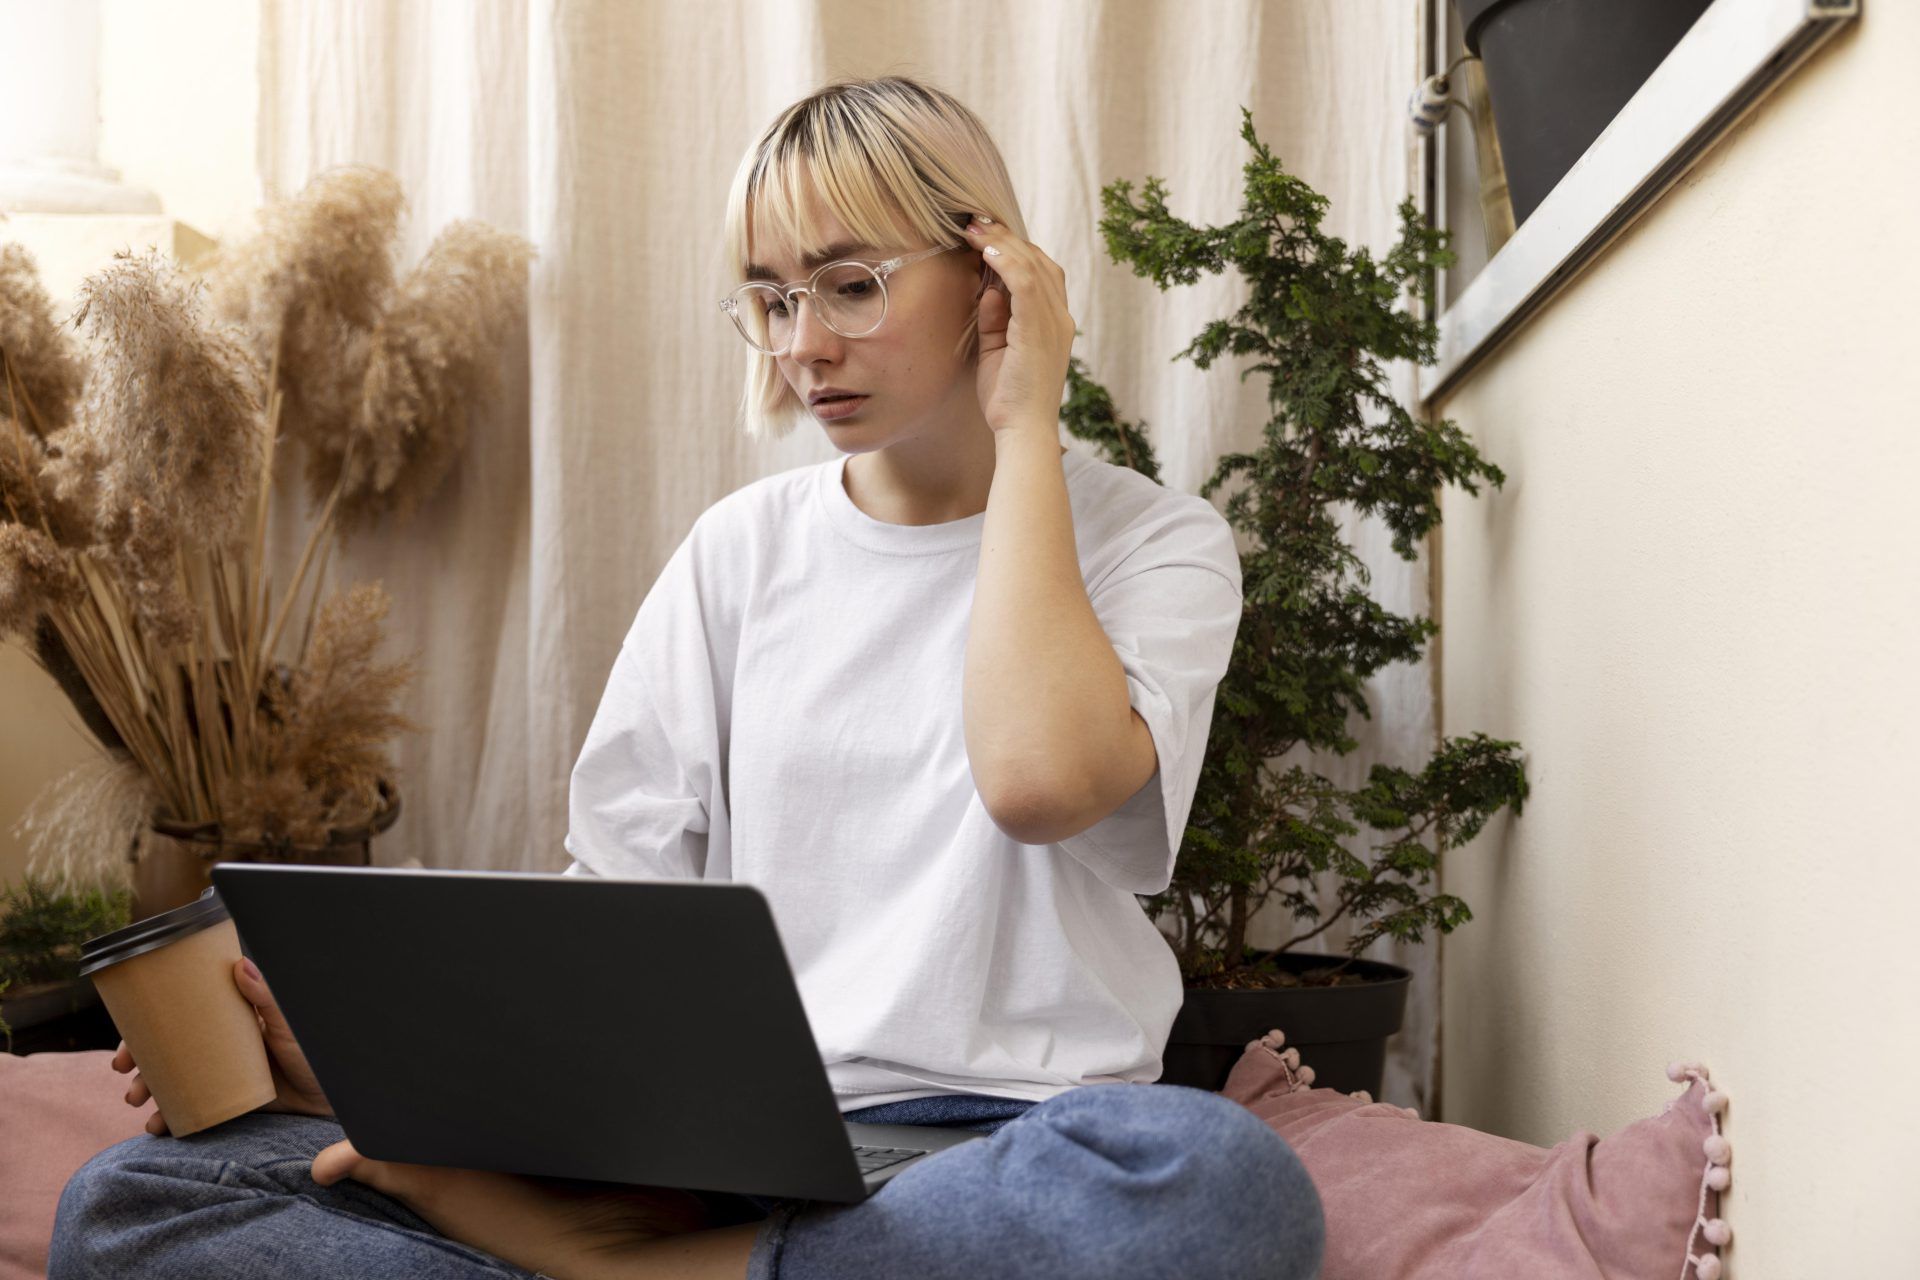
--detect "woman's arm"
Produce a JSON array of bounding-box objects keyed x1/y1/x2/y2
[
  {"x1": 310, "y1": 1138, "x2": 755, "y2": 1278},
  {"x1": 958, "y1": 214, "x2": 1155, "y2": 844},
  {"x1": 964, "y1": 422, "x2": 1156, "y2": 844}
]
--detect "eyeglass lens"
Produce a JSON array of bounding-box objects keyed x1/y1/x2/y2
[{"x1": 730, "y1": 262, "x2": 886, "y2": 353}]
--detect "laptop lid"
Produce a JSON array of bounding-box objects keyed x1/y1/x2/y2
[{"x1": 209, "y1": 863, "x2": 877, "y2": 1203}]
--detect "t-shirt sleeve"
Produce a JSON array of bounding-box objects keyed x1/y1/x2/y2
[
  {"x1": 1054, "y1": 500, "x2": 1243, "y2": 897},
  {"x1": 562, "y1": 521, "x2": 732, "y2": 880}
]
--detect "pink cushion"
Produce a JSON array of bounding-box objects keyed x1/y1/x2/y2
[
  {"x1": 1220, "y1": 1030, "x2": 1733, "y2": 1280},
  {"x1": 0, "y1": 1050, "x2": 155, "y2": 1280}
]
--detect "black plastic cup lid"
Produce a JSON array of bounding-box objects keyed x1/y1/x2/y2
[{"x1": 78, "y1": 886, "x2": 232, "y2": 979}]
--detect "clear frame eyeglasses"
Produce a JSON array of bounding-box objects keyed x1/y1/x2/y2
[{"x1": 718, "y1": 243, "x2": 957, "y2": 355}]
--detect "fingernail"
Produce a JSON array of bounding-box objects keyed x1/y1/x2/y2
[{"x1": 242, "y1": 958, "x2": 261, "y2": 980}]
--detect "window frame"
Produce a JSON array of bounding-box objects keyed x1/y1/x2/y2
[{"x1": 1415, "y1": 0, "x2": 1861, "y2": 405}]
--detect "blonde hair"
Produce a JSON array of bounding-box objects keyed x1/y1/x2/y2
[{"x1": 722, "y1": 75, "x2": 1028, "y2": 441}]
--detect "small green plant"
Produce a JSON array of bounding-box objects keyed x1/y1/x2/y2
[
  {"x1": 0, "y1": 875, "x2": 132, "y2": 1050},
  {"x1": 1060, "y1": 107, "x2": 1530, "y2": 986}
]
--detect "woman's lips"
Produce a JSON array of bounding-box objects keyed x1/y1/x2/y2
[{"x1": 811, "y1": 394, "x2": 869, "y2": 421}]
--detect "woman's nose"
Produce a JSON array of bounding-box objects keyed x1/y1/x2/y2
[{"x1": 785, "y1": 292, "x2": 841, "y2": 360}]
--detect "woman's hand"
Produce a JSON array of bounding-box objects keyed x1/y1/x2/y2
[
  {"x1": 311, "y1": 1139, "x2": 717, "y2": 1278},
  {"x1": 963, "y1": 214, "x2": 1076, "y2": 435},
  {"x1": 112, "y1": 956, "x2": 333, "y2": 1137}
]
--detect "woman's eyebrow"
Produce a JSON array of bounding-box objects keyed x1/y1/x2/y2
[{"x1": 743, "y1": 239, "x2": 874, "y2": 282}]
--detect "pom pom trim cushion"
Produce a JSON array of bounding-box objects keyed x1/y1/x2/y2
[{"x1": 1218, "y1": 1027, "x2": 1731, "y2": 1280}]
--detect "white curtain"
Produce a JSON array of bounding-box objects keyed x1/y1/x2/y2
[{"x1": 254, "y1": 0, "x2": 1438, "y2": 1112}]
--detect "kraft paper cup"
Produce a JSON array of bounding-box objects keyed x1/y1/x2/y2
[{"x1": 79, "y1": 886, "x2": 277, "y2": 1138}]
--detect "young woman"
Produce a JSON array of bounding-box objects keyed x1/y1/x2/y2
[{"x1": 52, "y1": 76, "x2": 1324, "y2": 1280}]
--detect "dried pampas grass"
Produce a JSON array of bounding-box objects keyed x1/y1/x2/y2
[
  {"x1": 200, "y1": 164, "x2": 405, "y2": 341},
  {"x1": 14, "y1": 248, "x2": 270, "y2": 649},
  {"x1": 335, "y1": 220, "x2": 535, "y2": 533},
  {"x1": 0, "y1": 416, "x2": 37, "y2": 518},
  {"x1": 196, "y1": 166, "x2": 534, "y2": 530},
  {"x1": 197, "y1": 164, "x2": 399, "y2": 508},
  {"x1": 54, "y1": 249, "x2": 267, "y2": 550},
  {"x1": 198, "y1": 165, "x2": 402, "y2": 457},
  {"x1": 2, "y1": 165, "x2": 526, "y2": 882},
  {"x1": 13, "y1": 752, "x2": 162, "y2": 896},
  {"x1": 281, "y1": 582, "x2": 418, "y2": 798},
  {"x1": 0, "y1": 522, "x2": 80, "y2": 641},
  {"x1": 93, "y1": 496, "x2": 198, "y2": 648},
  {"x1": 224, "y1": 582, "x2": 418, "y2": 845},
  {"x1": 0, "y1": 243, "x2": 86, "y2": 436},
  {"x1": 1, "y1": 416, "x2": 89, "y2": 548}
]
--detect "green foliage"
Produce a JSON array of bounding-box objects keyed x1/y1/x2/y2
[
  {"x1": 1060, "y1": 107, "x2": 1531, "y2": 980},
  {"x1": 0, "y1": 875, "x2": 131, "y2": 989},
  {"x1": 0, "y1": 876, "x2": 132, "y2": 1049}
]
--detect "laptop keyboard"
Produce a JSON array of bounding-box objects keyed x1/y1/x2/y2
[{"x1": 851, "y1": 1144, "x2": 928, "y2": 1176}]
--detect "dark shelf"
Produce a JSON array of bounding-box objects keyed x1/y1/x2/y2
[{"x1": 3, "y1": 981, "x2": 122, "y2": 1056}]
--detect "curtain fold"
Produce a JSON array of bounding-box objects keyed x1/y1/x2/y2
[{"x1": 255, "y1": 0, "x2": 1438, "y2": 1112}]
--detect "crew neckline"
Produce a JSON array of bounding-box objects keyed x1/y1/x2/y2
[{"x1": 817, "y1": 447, "x2": 1090, "y2": 557}]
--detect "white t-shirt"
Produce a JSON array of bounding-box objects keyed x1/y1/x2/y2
[{"x1": 562, "y1": 447, "x2": 1243, "y2": 1110}]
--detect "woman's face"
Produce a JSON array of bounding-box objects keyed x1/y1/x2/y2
[{"x1": 757, "y1": 196, "x2": 987, "y2": 451}]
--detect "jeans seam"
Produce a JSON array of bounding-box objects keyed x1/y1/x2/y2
[
  {"x1": 747, "y1": 1201, "x2": 799, "y2": 1280},
  {"x1": 235, "y1": 1156, "x2": 326, "y2": 1179}
]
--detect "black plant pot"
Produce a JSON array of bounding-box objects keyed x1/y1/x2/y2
[
  {"x1": 1454, "y1": 0, "x2": 1715, "y2": 225},
  {"x1": 1159, "y1": 952, "x2": 1411, "y2": 1097}
]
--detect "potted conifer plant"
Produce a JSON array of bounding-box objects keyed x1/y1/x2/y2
[{"x1": 1061, "y1": 108, "x2": 1530, "y2": 1098}]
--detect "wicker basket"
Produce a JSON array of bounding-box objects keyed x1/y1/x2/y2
[{"x1": 128, "y1": 780, "x2": 403, "y2": 919}]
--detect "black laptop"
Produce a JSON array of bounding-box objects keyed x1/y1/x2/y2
[{"x1": 207, "y1": 864, "x2": 986, "y2": 1203}]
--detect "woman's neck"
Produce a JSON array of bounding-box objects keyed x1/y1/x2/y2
[{"x1": 844, "y1": 433, "x2": 1066, "y2": 526}]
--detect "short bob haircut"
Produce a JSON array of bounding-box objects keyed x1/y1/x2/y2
[{"x1": 722, "y1": 75, "x2": 1029, "y2": 441}]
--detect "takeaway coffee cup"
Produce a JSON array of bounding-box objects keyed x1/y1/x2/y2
[{"x1": 78, "y1": 886, "x2": 276, "y2": 1137}]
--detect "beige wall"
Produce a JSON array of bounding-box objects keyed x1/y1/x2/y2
[
  {"x1": 0, "y1": 0, "x2": 259, "y2": 890},
  {"x1": 1436, "y1": 7, "x2": 1916, "y2": 1274},
  {"x1": 96, "y1": 0, "x2": 260, "y2": 244},
  {"x1": 0, "y1": 648, "x2": 107, "y2": 888}
]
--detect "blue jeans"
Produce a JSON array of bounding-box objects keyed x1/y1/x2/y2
[{"x1": 50, "y1": 1084, "x2": 1324, "y2": 1279}]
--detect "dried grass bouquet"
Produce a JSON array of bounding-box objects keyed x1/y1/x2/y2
[{"x1": 1, "y1": 164, "x2": 535, "y2": 894}]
